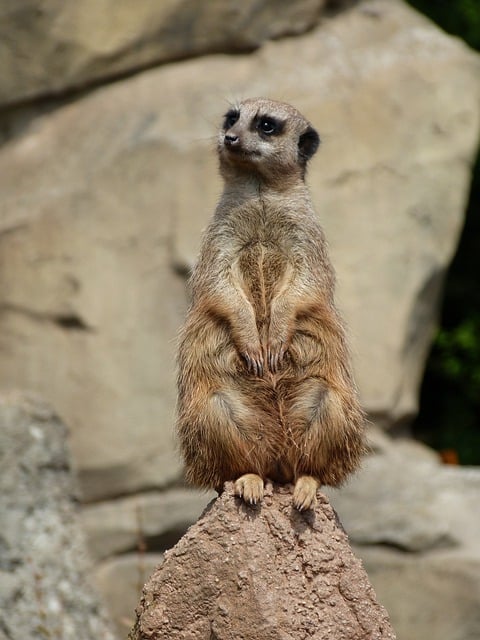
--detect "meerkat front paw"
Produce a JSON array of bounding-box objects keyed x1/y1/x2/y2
[
  {"x1": 266, "y1": 338, "x2": 288, "y2": 373},
  {"x1": 240, "y1": 344, "x2": 264, "y2": 377},
  {"x1": 234, "y1": 473, "x2": 264, "y2": 505},
  {"x1": 293, "y1": 476, "x2": 320, "y2": 511}
]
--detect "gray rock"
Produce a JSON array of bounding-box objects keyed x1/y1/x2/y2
[
  {"x1": 0, "y1": 391, "x2": 115, "y2": 640},
  {"x1": 0, "y1": 0, "x2": 478, "y2": 502},
  {"x1": 434, "y1": 466, "x2": 480, "y2": 553}
]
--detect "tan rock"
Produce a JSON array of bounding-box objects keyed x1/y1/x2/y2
[
  {"x1": 0, "y1": 185, "x2": 187, "y2": 499},
  {"x1": 326, "y1": 451, "x2": 452, "y2": 552},
  {"x1": 129, "y1": 483, "x2": 396, "y2": 639},
  {"x1": 82, "y1": 488, "x2": 215, "y2": 561},
  {"x1": 0, "y1": 0, "x2": 326, "y2": 107},
  {"x1": 326, "y1": 444, "x2": 480, "y2": 553},
  {"x1": 326, "y1": 448, "x2": 480, "y2": 640},
  {"x1": 94, "y1": 553, "x2": 165, "y2": 638},
  {"x1": 0, "y1": 0, "x2": 479, "y2": 501},
  {"x1": 359, "y1": 547, "x2": 480, "y2": 640}
]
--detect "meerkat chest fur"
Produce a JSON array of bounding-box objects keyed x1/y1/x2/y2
[
  {"x1": 192, "y1": 97, "x2": 328, "y2": 331},
  {"x1": 212, "y1": 195, "x2": 316, "y2": 330}
]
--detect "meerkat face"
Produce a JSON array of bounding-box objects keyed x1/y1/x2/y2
[{"x1": 218, "y1": 98, "x2": 320, "y2": 181}]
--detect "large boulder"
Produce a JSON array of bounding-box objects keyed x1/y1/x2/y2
[
  {"x1": 129, "y1": 483, "x2": 396, "y2": 639},
  {"x1": 0, "y1": 391, "x2": 115, "y2": 640},
  {"x1": 0, "y1": 0, "x2": 479, "y2": 502},
  {"x1": 0, "y1": 0, "x2": 329, "y2": 107}
]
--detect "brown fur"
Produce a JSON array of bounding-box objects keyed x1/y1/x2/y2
[{"x1": 176, "y1": 98, "x2": 366, "y2": 509}]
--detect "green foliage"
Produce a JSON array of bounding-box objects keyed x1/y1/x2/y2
[
  {"x1": 416, "y1": 156, "x2": 480, "y2": 465},
  {"x1": 435, "y1": 316, "x2": 480, "y2": 400},
  {"x1": 408, "y1": 0, "x2": 480, "y2": 50},
  {"x1": 407, "y1": 1, "x2": 480, "y2": 464}
]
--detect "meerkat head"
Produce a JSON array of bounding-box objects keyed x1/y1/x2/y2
[{"x1": 218, "y1": 98, "x2": 320, "y2": 184}]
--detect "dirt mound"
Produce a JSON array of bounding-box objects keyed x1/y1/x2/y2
[{"x1": 130, "y1": 482, "x2": 395, "y2": 639}]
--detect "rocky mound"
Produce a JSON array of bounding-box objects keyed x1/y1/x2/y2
[{"x1": 130, "y1": 483, "x2": 395, "y2": 640}]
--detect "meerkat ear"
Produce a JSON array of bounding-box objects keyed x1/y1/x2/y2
[{"x1": 298, "y1": 126, "x2": 320, "y2": 162}]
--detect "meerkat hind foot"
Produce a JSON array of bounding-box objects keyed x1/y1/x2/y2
[
  {"x1": 293, "y1": 476, "x2": 320, "y2": 511},
  {"x1": 234, "y1": 473, "x2": 264, "y2": 505}
]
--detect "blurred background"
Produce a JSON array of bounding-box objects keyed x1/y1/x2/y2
[{"x1": 0, "y1": 0, "x2": 479, "y2": 638}]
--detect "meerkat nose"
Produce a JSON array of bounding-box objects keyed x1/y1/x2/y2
[{"x1": 224, "y1": 134, "x2": 239, "y2": 146}]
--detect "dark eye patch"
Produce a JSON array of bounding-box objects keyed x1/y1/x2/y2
[
  {"x1": 223, "y1": 109, "x2": 240, "y2": 129},
  {"x1": 255, "y1": 115, "x2": 284, "y2": 136}
]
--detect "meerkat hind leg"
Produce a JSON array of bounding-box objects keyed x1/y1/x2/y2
[
  {"x1": 234, "y1": 473, "x2": 264, "y2": 505},
  {"x1": 293, "y1": 475, "x2": 320, "y2": 511}
]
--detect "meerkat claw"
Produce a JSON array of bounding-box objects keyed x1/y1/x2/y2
[
  {"x1": 244, "y1": 354, "x2": 253, "y2": 374},
  {"x1": 242, "y1": 351, "x2": 264, "y2": 377},
  {"x1": 255, "y1": 360, "x2": 263, "y2": 377},
  {"x1": 268, "y1": 350, "x2": 276, "y2": 372},
  {"x1": 267, "y1": 343, "x2": 286, "y2": 373}
]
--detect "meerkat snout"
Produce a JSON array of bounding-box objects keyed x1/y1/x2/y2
[{"x1": 224, "y1": 134, "x2": 239, "y2": 145}]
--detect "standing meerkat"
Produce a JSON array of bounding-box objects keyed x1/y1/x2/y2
[{"x1": 176, "y1": 97, "x2": 366, "y2": 510}]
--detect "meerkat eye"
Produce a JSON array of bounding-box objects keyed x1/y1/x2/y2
[
  {"x1": 224, "y1": 110, "x2": 239, "y2": 129},
  {"x1": 258, "y1": 118, "x2": 277, "y2": 135}
]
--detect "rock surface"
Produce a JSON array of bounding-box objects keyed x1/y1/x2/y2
[
  {"x1": 326, "y1": 433, "x2": 480, "y2": 554},
  {"x1": 360, "y1": 548, "x2": 480, "y2": 640},
  {"x1": 0, "y1": 391, "x2": 115, "y2": 640},
  {"x1": 0, "y1": 0, "x2": 330, "y2": 107},
  {"x1": 94, "y1": 552, "x2": 165, "y2": 637},
  {"x1": 325, "y1": 434, "x2": 480, "y2": 640},
  {"x1": 326, "y1": 440, "x2": 453, "y2": 551},
  {"x1": 0, "y1": 0, "x2": 479, "y2": 502},
  {"x1": 82, "y1": 487, "x2": 215, "y2": 561},
  {"x1": 130, "y1": 483, "x2": 396, "y2": 639}
]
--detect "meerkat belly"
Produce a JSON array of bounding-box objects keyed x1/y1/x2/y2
[{"x1": 237, "y1": 242, "x2": 288, "y2": 326}]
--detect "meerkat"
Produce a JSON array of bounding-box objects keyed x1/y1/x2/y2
[{"x1": 176, "y1": 97, "x2": 366, "y2": 511}]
